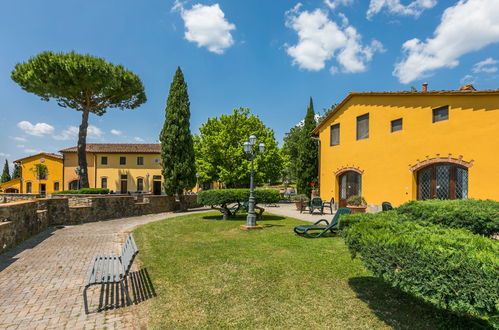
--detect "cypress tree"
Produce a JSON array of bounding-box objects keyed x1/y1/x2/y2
[
  {"x1": 1, "y1": 160, "x2": 11, "y2": 183},
  {"x1": 296, "y1": 97, "x2": 319, "y2": 197},
  {"x1": 12, "y1": 163, "x2": 21, "y2": 179},
  {"x1": 160, "y1": 67, "x2": 196, "y2": 210}
]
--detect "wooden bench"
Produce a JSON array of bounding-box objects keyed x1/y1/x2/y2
[{"x1": 83, "y1": 233, "x2": 138, "y2": 314}]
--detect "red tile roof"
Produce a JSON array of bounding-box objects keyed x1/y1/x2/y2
[
  {"x1": 59, "y1": 143, "x2": 161, "y2": 154},
  {"x1": 14, "y1": 152, "x2": 63, "y2": 162}
]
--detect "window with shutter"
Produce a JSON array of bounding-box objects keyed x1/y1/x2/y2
[
  {"x1": 330, "y1": 124, "x2": 340, "y2": 146},
  {"x1": 356, "y1": 114, "x2": 369, "y2": 140},
  {"x1": 391, "y1": 118, "x2": 403, "y2": 132}
]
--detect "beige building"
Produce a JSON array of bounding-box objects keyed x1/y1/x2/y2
[{"x1": 60, "y1": 144, "x2": 164, "y2": 194}]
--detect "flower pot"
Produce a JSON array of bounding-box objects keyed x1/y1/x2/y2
[
  {"x1": 294, "y1": 200, "x2": 303, "y2": 210},
  {"x1": 347, "y1": 205, "x2": 367, "y2": 213}
]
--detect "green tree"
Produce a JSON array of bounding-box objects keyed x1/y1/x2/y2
[
  {"x1": 296, "y1": 97, "x2": 318, "y2": 197},
  {"x1": 281, "y1": 124, "x2": 304, "y2": 182},
  {"x1": 12, "y1": 163, "x2": 21, "y2": 179},
  {"x1": 11, "y1": 51, "x2": 146, "y2": 188},
  {"x1": 195, "y1": 108, "x2": 282, "y2": 188},
  {"x1": 160, "y1": 67, "x2": 196, "y2": 209},
  {"x1": 1, "y1": 160, "x2": 11, "y2": 183}
]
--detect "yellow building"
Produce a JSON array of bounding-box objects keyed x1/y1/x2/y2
[
  {"x1": 1, "y1": 153, "x2": 64, "y2": 194},
  {"x1": 60, "y1": 144, "x2": 164, "y2": 194},
  {"x1": 314, "y1": 86, "x2": 499, "y2": 208}
]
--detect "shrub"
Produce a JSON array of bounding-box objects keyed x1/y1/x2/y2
[
  {"x1": 53, "y1": 188, "x2": 110, "y2": 195},
  {"x1": 197, "y1": 189, "x2": 280, "y2": 206},
  {"x1": 343, "y1": 212, "x2": 499, "y2": 323},
  {"x1": 346, "y1": 195, "x2": 366, "y2": 206},
  {"x1": 338, "y1": 210, "x2": 406, "y2": 230},
  {"x1": 396, "y1": 199, "x2": 499, "y2": 236},
  {"x1": 291, "y1": 194, "x2": 308, "y2": 201}
]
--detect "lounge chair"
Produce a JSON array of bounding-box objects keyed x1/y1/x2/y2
[
  {"x1": 293, "y1": 208, "x2": 351, "y2": 238},
  {"x1": 381, "y1": 201, "x2": 393, "y2": 211}
]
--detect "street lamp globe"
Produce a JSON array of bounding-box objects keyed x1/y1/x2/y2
[
  {"x1": 243, "y1": 141, "x2": 251, "y2": 154},
  {"x1": 258, "y1": 142, "x2": 265, "y2": 154},
  {"x1": 249, "y1": 134, "x2": 257, "y2": 146}
]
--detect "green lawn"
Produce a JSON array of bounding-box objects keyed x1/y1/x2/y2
[{"x1": 133, "y1": 212, "x2": 487, "y2": 329}]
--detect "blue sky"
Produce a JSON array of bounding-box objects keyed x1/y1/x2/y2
[{"x1": 1, "y1": 0, "x2": 498, "y2": 169}]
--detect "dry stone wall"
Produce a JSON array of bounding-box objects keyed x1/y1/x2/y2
[{"x1": 0, "y1": 195, "x2": 181, "y2": 253}]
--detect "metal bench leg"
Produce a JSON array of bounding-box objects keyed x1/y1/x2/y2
[{"x1": 83, "y1": 285, "x2": 90, "y2": 314}]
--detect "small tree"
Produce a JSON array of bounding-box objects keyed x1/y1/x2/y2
[
  {"x1": 11, "y1": 51, "x2": 147, "y2": 188},
  {"x1": 1, "y1": 160, "x2": 11, "y2": 183},
  {"x1": 12, "y1": 163, "x2": 21, "y2": 179},
  {"x1": 296, "y1": 97, "x2": 318, "y2": 197},
  {"x1": 160, "y1": 67, "x2": 196, "y2": 210}
]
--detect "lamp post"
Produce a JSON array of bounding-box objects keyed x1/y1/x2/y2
[{"x1": 243, "y1": 134, "x2": 265, "y2": 228}]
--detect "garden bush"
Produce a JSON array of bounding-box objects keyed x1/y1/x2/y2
[
  {"x1": 197, "y1": 189, "x2": 280, "y2": 206},
  {"x1": 53, "y1": 188, "x2": 110, "y2": 195},
  {"x1": 396, "y1": 199, "x2": 499, "y2": 236},
  {"x1": 342, "y1": 212, "x2": 499, "y2": 324}
]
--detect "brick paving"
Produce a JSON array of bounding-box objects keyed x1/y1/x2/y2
[
  {"x1": 266, "y1": 202, "x2": 337, "y2": 223},
  {"x1": 0, "y1": 209, "x2": 207, "y2": 329}
]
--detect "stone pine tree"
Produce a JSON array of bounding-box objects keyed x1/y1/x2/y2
[
  {"x1": 296, "y1": 97, "x2": 319, "y2": 197},
  {"x1": 11, "y1": 51, "x2": 146, "y2": 188},
  {"x1": 1, "y1": 160, "x2": 11, "y2": 183},
  {"x1": 160, "y1": 67, "x2": 196, "y2": 210},
  {"x1": 12, "y1": 163, "x2": 21, "y2": 179}
]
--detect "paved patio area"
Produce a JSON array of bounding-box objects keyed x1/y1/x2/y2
[
  {"x1": 265, "y1": 202, "x2": 336, "y2": 223},
  {"x1": 0, "y1": 208, "x2": 207, "y2": 329}
]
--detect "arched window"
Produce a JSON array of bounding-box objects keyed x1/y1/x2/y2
[
  {"x1": 69, "y1": 180, "x2": 79, "y2": 190},
  {"x1": 137, "y1": 177, "x2": 144, "y2": 192},
  {"x1": 26, "y1": 182, "x2": 32, "y2": 193},
  {"x1": 338, "y1": 171, "x2": 362, "y2": 207},
  {"x1": 417, "y1": 163, "x2": 468, "y2": 200}
]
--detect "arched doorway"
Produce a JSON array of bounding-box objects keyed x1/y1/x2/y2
[
  {"x1": 69, "y1": 180, "x2": 79, "y2": 190},
  {"x1": 338, "y1": 171, "x2": 362, "y2": 207},
  {"x1": 417, "y1": 163, "x2": 468, "y2": 200}
]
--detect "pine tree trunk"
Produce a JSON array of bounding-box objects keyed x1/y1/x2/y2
[{"x1": 77, "y1": 109, "x2": 90, "y2": 188}]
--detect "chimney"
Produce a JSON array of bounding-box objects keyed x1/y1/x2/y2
[{"x1": 422, "y1": 82, "x2": 428, "y2": 92}]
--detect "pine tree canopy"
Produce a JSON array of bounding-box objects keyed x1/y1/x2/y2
[
  {"x1": 1, "y1": 160, "x2": 11, "y2": 183},
  {"x1": 160, "y1": 67, "x2": 197, "y2": 196}
]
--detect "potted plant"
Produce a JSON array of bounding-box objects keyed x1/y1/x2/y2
[
  {"x1": 291, "y1": 194, "x2": 308, "y2": 210},
  {"x1": 346, "y1": 195, "x2": 367, "y2": 213}
]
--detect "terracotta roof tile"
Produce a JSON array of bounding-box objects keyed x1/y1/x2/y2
[{"x1": 59, "y1": 143, "x2": 161, "y2": 154}]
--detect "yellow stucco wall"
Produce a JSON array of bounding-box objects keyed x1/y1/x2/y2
[
  {"x1": 17, "y1": 154, "x2": 63, "y2": 194},
  {"x1": 0, "y1": 178, "x2": 21, "y2": 192},
  {"x1": 63, "y1": 152, "x2": 163, "y2": 193},
  {"x1": 317, "y1": 93, "x2": 499, "y2": 207}
]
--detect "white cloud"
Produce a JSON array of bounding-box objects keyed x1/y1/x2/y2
[
  {"x1": 393, "y1": 0, "x2": 499, "y2": 84},
  {"x1": 472, "y1": 57, "x2": 498, "y2": 73},
  {"x1": 16, "y1": 145, "x2": 25, "y2": 148},
  {"x1": 17, "y1": 121, "x2": 54, "y2": 136},
  {"x1": 174, "y1": 2, "x2": 236, "y2": 54},
  {"x1": 53, "y1": 125, "x2": 103, "y2": 141},
  {"x1": 0, "y1": 152, "x2": 10, "y2": 157},
  {"x1": 460, "y1": 74, "x2": 476, "y2": 85},
  {"x1": 110, "y1": 129, "x2": 122, "y2": 136},
  {"x1": 11, "y1": 136, "x2": 27, "y2": 142},
  {"x1": 133, "y1": 137, "x2": 145, "y2": 142},
  {"x1": 367, "y1": 0, "x2": 436, "y2": 19},
  {"x1": 285, "y1": 5, "x2": 383, "y2": 73},
  {"x1": 324, "y1": 0, "x2": 354, "y2": 10}
]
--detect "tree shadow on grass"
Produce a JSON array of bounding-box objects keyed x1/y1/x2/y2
[
  {"x1": 348, "y1": 276, "x2": 492, "y2": 330},
  {"x1": 201, "y1": 214, "x2": 286, "y2": 221}
]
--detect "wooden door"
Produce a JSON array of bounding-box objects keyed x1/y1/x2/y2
[
  {"x1": 338, "y1": 171, "x2": 361, "y2": 207},
  {"x1": 40, "y1": 184, "x2": 46, "y2": 195},
  {"x1": 153, "y1": 181, "x2": 162, "y2": 195},
  {"x1": 120, "y1": 180, "x2": 128, "y2": 194}
]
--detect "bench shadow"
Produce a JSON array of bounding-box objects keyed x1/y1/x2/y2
[
  {"x1": 348, "y1": 276, "x2": 491, "y2": 329},
  {"x1": 0, "y1": 227, "x2": 57, "y2": 273},
  {"x1": 95, "y1": 267, "x2": 157, "y2": 312}
]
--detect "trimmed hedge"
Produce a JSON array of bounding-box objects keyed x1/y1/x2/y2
[
  {"x1": 396, "y1": 199, "x2": 499, "y2": 236},
  {"x1": 53, "y1": 188, "x2": 110, "y2": 195},
  {"x1": 342, "y1": 212, "x2": 499, "y2": 323},
  {"x1": 197, "y1": 189, "x2": 280, "y2": 206}
]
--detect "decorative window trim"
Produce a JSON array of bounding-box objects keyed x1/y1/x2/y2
[
  {"x1": 409, "y1": 155, "x2": 473, "y2": 172},
  {"x1": 334, "y1": 167, "x2": 364, "y2": 177}
]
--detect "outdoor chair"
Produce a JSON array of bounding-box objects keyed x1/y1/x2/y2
[
  {"x1": 382, "y1": 201, "x2": 393, "y2": 211},
  {"x1": 299, "y1": 197, "x2": 310, "y2": 213},
  {"x1": 309, "y1": 196, "x2": 324, "y2": 214},
  {"x1": 293, "y1": 208, "x2": 351, "y2": 238},
  {"x1": 322, "y1": 197, "x2": 335, "y2": 214}
]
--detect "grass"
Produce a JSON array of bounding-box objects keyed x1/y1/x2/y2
[{"x1": 133, "y1": 212, "x2": 489, "y2": 329}]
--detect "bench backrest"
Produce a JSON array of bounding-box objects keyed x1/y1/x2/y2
[
  {"x1": 120, "y1": 234, "x2": 138, "y2": 276},
  {"x1": 329, "y1": 207, "x2": 351, "y2": 228}
]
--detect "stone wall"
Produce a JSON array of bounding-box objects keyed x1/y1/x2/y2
[
  {"x1": 0, "y1": 193, "x2": 45, "y2": 203},
  {"x1": 0, "y1": 195, "x2": 182, "y2": 254}
]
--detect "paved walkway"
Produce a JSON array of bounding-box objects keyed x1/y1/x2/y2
[
  {"x1": 0, "y1": 208, "x2": 208, "y2": 330},
  {"x1": 265, "y1": 202, "x2": 336, "y2": 223}
]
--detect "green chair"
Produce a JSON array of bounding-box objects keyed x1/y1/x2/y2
[
  {"x1": 293, "y1": 208, "x2": 351, "y2": 238},
  {"x1": 309, "y1": 196, "x2": 324, "y2": 214}
]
